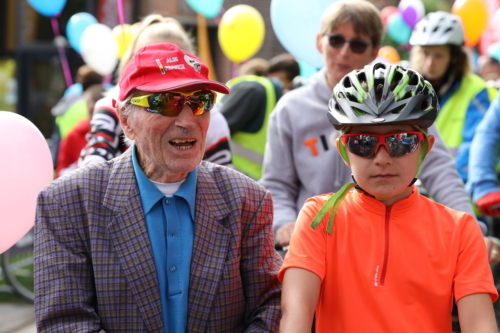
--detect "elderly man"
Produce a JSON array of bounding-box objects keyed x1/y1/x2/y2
[{"x1": 34, "y1": 43, "x2": 282, "y2": 332}]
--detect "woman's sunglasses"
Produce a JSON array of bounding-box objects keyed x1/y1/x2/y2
[
  {"x1": 341, "y1": 132, "x2": 425, "y2": 158},
  {"x1": 127, "y1": 90, "x2": 215, "y2": 117},
  {"x1": 325, "y1": 33, "x2": 371, "y2": 54}
]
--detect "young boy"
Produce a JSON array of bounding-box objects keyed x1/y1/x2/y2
[{"x1": 279, "y1": 63, "x2": 498, "y2": 333}]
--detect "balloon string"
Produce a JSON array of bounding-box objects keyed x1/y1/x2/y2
[
  {"x1": 50, "y1": 17, "x2": 73, "y2": 88},
  {"x1": 117, "y1": 0, "x2": 126, "y2": 54},
  {"x1": 117, "y1": 0, "x2": 125, "y2": 26},
  {"x1": 232, "y1": 63, "x2": 239, "y2": 78}
]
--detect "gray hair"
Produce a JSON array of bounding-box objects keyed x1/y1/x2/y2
[{"x1": 115, "y1": 98, "x2": 138, "y2": 144}]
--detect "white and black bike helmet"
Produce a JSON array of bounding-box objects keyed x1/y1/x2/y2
[
  {"x1": 409, "y1": 11, "x2": 464, "y2": 46},
  {"x1": 328, "y1": 63, "x2": 439, "y2": 130}
]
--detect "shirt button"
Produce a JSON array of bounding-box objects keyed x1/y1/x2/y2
[
  {"x1": 165, "y1": 199, "x2": 171, "y2": 205},
  {"x1": 170, "y1": 265, "x2": 176, "y2": 272}
]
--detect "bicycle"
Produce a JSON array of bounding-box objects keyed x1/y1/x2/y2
[{"x1": 0, "y1": 229, "x2": 34, "y2": 301}]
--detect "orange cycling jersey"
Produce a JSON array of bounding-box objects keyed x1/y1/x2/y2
[{"x1": 279, "y1": 186, "x2": 497, "y2": 333}]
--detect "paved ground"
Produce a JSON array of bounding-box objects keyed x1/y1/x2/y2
[{"x1": 0, "y1": 303, "x2": 35, "y2": 333}]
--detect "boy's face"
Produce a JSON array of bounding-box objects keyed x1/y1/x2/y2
[{"x1": 337, "y1": 124, "x2": 434, "y2": 205}]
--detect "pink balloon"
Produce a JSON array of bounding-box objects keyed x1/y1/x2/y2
[{"x1": 0, "y1": 112, "x2": 53, "y2": 254}]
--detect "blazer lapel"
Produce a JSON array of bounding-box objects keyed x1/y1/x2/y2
[
  {"x1": 187, "y1": 165, "x2": 231, "y2": 332},
  {"x1": 104, "y1": 151, "x2": 164, "y2": 333}
]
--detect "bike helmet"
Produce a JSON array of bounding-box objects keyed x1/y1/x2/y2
[
  {"x1": 409, "y1": 11, "x2": 464, "y2": 46},
  {"x1": 328, "y1": 62, "x2": 439, "y2": 130}
]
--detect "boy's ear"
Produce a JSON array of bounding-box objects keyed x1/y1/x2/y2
[
  {"x1": 336, "y1": 138, "x2": 351, "y2": 166},
  {"x1": 426, "y1": 134, "x2": 435, "y2": 155}
]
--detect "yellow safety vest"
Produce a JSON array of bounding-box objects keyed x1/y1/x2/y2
[
  {"x1": 226, "y1": 75, "x2": 277, "y2": 180},
  {"x1": 436, "y1": 74, "x2": 497, "y2": 151},
  {"x1": 55, "y1": 98, "x2": 88, "y2": 140}
]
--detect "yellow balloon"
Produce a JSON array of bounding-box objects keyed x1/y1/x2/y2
[
  {"x1": 218, "y1": 5, "x2": 265, "y2": 63},
  {"x1": 452, "y1": 0, "x2": 488, "y2": 47},
  {"x1": 112, "y1": 24, "x2": 135, "y2": 59}
]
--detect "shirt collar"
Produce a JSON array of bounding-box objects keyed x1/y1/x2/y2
[{"x1": 132, "y1": 144, "x2": 197, "y2": 219}]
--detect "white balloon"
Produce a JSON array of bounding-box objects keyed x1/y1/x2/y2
[{"x1": 80, "y1": 24, "x2": 119, "y2": 76}]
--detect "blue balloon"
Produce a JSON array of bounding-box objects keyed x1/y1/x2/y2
[
  {"x1": 488, "y1": 43, "x2": 500, "y2": 63},
  {"x1": 27, "y1": 0, "x2": 67, "y2": 17},
  {"x1": 67, "y1": 13, "x2": 98, "y2": 53},
  {"x1": 186, "y1": 0, "x2": 224, "y2": 19},
  {"x1": 271, "y1": 0, "x2": 338, "y2": 69},
  {"x1": 298, "y1": 60, "x2": 318, "y2": 78},
  {"x1": 387, "y1": 13, "x2": 412, "y2": 45}
]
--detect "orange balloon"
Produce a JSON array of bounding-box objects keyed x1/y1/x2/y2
[
  {"x1": 452, "y1": 0, "x2": 488, "y2": 47},
  {"x1": 378, "y1": 46, "x2": 400, "y2": 64}
]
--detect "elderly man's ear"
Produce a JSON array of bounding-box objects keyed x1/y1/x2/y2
[{"x1": 117, "y1": 102, "x2": 136, "y2": 140}]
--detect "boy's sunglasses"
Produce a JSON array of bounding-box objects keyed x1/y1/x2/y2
[
  {"x1": 127, "y1": 90, "x2": 215, "y2": 117},
  {"x1": 341, "y1": 132, "x2": 425, "y2": 158},
  {"x1": 325, "y1": 33, "x2": 371, "y2": 54}
]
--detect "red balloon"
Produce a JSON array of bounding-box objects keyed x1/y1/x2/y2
[{"x1": 381, "y1": 6, "x2": 400, "y2": 26}]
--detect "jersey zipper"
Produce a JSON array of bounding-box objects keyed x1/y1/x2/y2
[{"x1": 380, "y1": 205, "x2": 391, "y2": 286}]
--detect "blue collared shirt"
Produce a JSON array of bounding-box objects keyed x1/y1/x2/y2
[{"x1": 132, "y1": 145, "x2": 196, "y2": 332}]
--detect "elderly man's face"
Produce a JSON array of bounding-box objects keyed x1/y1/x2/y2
[{"x1": 120, "y1": 89, "x2": 210, "y2": 183}]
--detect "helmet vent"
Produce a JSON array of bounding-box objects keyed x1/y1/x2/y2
[
  {"x1": 421, "y1": 95, "x2": 431, "y2": 111},
  {"x1": 347, "y1": 93, "x2": 358, "y2": 103},
  {"x1": 343, "y1": 77, "x2": 352, "y2": 88},
  {"x1": 409, "y1": 73, "x2": 419, "y2": 85},
  {"x1": 390, "y1": 105, "x2": 406, "y2": 114},
  {"x1": 402, "y1": 90, "x2": 413, "y2": 100},
  {"x1": 353, "y1": 107, "x2": 368, "y2": 116}
]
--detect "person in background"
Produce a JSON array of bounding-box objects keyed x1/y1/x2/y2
[
  {"x1": 49, "y1": 65, "x2": 103, "y2": 170},
  {"x1": 467, "y1": 94, "x2": 500, "y2": 218},
  {"x1": 56, "y1": 84, "x2": 105, "y2": 177},
  {"x1": 79, "y1": 14, "x2": 232, "y2": 168},
  {"x1": 266, "y1": 53, "x2": 301, "y2": 93},
  {"x1": 260, "y1": 0, "x2": 497, "y2": 264},
  {"x1": 280, "y1": 63, "x2": 497, "y2": 333},
  {"x1": 35, "y1": 43, "x2": 282, "y2": 332},
  {"x1": 477, "y1": 55, "x2": 500, "y2": 89},
  {"x1": 238, "y1": 58, "x2": 269, "y2": 77},
  {"x1": 409, "y1": 11, "x2": 497, "y2": 182}
]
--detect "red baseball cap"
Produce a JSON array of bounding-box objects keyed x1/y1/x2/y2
[{"x1": 118, "y1": 43, "x2": 230, "y2": 101}]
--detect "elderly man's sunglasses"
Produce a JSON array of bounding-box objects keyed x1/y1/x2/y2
[
  {"x1": 127, "y1": 90, "x2": 216, "y2": 117},
  {"x1": 325, "y1": 33, "x2": 371, "y2": 54},
  {"x1": 341, "y1": 132, "x2": 425, "y2": 158}
]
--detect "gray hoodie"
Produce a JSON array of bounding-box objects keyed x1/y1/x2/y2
[{"x1": 260, "y1": 68, "x2": 485, "y2": 234}]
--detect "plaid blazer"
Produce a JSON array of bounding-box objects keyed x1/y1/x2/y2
[{"x1": 34, "y1": 149, "x2": 282, "y2": 332}]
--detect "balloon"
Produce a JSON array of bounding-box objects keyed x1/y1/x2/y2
[
  {"x1": 398, "y1": 0, "x2": 425, "y2": 28},
  {"x1": 378, "y1": 46, "x2": 400, "y2": 64},
  {"x1": 80, "y1": 24, "x2": 119, "y2": 76},
  {"x1": 66, "y1": 13, "x2": 98, "y2": 53},
  {"x1": 271, "y1": 0, "x2": 338, "y2": 69},
  {"x1": 380, "y1": 6, "x2": 400, "y2": 26},
  {"x1": 218, "y1": 5, "x2": 265, "y2": 63},
  {"x1": 298, "y1": 60, "x2": 318, "y2": 78},
  {"x1": 112, "y1": 24, "x2": 135, "y2": 59},
  {"x1": 0, "y1": 112, "x2": 53, "y2": 254},
  {"x1": 488, "y1": 43, "x2": 500, "y2": 62},
  {"x1": 387, "y1": 13, "x2": 412, "y2": 44},
  {"x1": 27, "y1": 0, "x2": 67, "y2": 17},
  {"x1": 186, "y1": 0, "x2": 224, "y2": 19},
  {"x1": 452, "y1": 0, "x2": 488, "y2": 47}
]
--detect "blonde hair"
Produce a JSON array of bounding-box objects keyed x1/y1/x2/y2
[
  {"x1": 239, "y1": 58, "x2": 269, "y2": 76},
  {"x1": 118, "y1": 14, "x2": 194, "y2": 76},
  {"x1": 410, "y1": 45, "x2": 473, "y2": 79},
  {"x1": 320, "y1": 0, "x2": 383, "y2": 48}
]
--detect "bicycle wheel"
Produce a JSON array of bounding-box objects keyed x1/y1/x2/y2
[{"x1": 1, "y1": 230, "x2": 34, "y2": 301}]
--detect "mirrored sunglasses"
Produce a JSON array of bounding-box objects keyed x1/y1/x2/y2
[
  {"x1": 127, "y1": 90, "x2": 215, "y2": 117},
  {"x1": 341, "y1": 132, "x2": 425, "y2": 158},
  {"x1": 325, "y1": 33, "x2": 371, "y2": 54}
]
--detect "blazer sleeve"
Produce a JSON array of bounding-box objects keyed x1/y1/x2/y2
[
  {"x1": 240, "y1": 190, "x2": 282, "y2": 332},
  {"x1": 34, "y1": 189, "x2": 103, "y2": 333}
]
